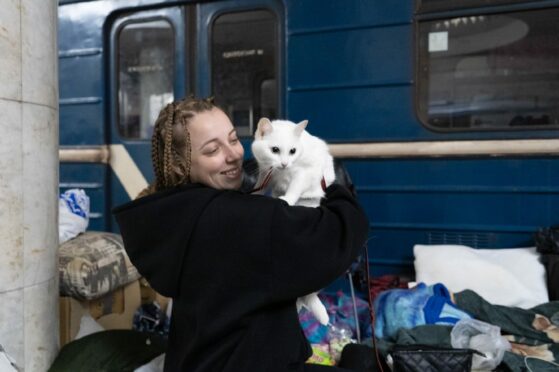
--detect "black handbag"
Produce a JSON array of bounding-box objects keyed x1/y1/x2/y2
[{"x1": 391, "y1": 344, "x2": 478, "y2": 372}]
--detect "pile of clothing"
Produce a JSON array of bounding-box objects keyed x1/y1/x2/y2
[{"x1": 372, "y1": 242, "x2": 559, "y2": 371}]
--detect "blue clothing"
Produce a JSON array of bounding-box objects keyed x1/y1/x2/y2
[{"x1": 373, "y1": 283, "x2": 471, "y2": 340}]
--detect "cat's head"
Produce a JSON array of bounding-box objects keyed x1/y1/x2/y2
[{"x1": 251, "y1": 118, "x2": 308, "y2": 170}]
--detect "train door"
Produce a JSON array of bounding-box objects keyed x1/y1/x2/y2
[
  {"x1": 108, "y1": 6, "x2": 187, "y2": 227},
  {"x1": 195, "y1": 0, "x2": 284, "y2": 145}
]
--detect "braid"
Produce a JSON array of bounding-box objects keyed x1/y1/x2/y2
[
  {"x1": 151, "y1": 113, "x2": 164, "y2": 191},
  {"x1": 183, "y1": 121, "x2": 192, "y2": 182},
  {"x1": 137, "y1": 105, "x2": 166, "y2": 198},
  {"x1": 163, "y1": 103, "x2": 175, "y2": 188}
]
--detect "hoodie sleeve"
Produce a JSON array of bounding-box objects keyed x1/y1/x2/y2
[
  {"x1": 113, "y1": 186, "x2": 222, "y2": 298},
  {"x1": 114, "y1": 199, "x2": 193, "y2": 298},
  {"x1": 269, "y1": 184, "x2": 369, "y2": 301}
]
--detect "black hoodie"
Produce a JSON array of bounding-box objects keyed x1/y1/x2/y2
[{"x1": 113, "y1": 183, "x2": 368, "y2": 372}]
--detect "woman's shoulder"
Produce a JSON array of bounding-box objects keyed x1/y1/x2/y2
[
  {"x1": 204, "y1": 189, "x2": 284, "y2": 222},
  {"x1": 113, "y1": 183, "x2": 219, "y2": 214},
  {"x1": 218, "y1": 188, "x2": 279, "y2": 207}
]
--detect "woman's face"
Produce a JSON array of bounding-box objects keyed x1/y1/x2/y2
[{"x1": 188, "y1": 108, "x2": 245, "y2": 190}]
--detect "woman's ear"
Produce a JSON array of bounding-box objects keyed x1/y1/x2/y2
[
  {"x1": 255, "y1": 118, "x2": 273, "y2": 139},
  {"x1": 294, "y1": 120, "x2": 308, "y2": 137}
]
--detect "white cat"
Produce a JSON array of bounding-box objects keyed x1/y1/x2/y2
[
  {"x1": 251, "y1": 117, "x2": 336, "y2": 325},
  {"x1": 251, "y1": 118, "x2": 336, "y2": 207}
]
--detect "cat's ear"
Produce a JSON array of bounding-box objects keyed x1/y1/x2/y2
[
  {"x1": 255, "y1": 118, "x2": 273, "y2": 139},
  {"x1": 294, "y1": 120, "x2": 308, "y2": 137}
]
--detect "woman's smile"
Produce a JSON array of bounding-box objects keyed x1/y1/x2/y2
[{"x1": 221, "y1": 167, "x2": 241, "y2": 178}]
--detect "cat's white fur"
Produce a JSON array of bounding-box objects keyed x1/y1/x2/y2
[
  {"x1": 251, "y1": 117, "x2": 335, "y2": 325},
  {"x1": 251, "y1": 118, "x2": 335, "y2": 207}
]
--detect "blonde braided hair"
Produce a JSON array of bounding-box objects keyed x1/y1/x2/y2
[{"x1": 137, "y1": 96, "x2": 219, "y2": 198}]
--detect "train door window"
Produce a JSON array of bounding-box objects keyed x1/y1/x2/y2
[
  {"x1": 211, "y1": 10, "x2": 277, "y2": 136},
  {"x1": 417, "y1": 7, "x2": 559, "y2": 130},
  {"x1": 117, "y1": 19, "x2": 174, "y2": 139}
]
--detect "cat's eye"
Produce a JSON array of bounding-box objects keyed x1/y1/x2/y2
[
  {"x1": 289, "y1": 148, "x2": 296, "y2": 155},
  {"x1": 271, "y1": 147, "x2": 280, "y2": 153}
]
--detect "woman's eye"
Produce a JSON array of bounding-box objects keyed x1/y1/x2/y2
[
  {"x1": 230, "y1": 138, "x2": 239, "y2": 144},
  {"x1": 289, "y1": 148, "x2": 296, "y2": 155},
  {"x1": 206, "y1": 147, "x2": 219, "y2": 155},
  {"x1": 271, "y1": 147, "x2": 280, "y2": 154}
]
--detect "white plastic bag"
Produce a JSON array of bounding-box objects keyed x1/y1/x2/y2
[
  {"x1": 134, "y1": 353, "x2": 165, "y2": 372},
  {"x1": 59, "y1": 189, "x2": 90, "y2": 244},
  {"x1": 451, "y1": 318, "x2": 511, "y2": 370},
  {"x1": 0, "y1": 344, "x2": 18, "y2": 372},
  {"x1": 75, "y1": 314, "x2": 105, "y2": 340}
]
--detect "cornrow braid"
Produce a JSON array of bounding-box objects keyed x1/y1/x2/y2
[
  {"x1": 151, "y1": 106, "x2": 165, "y2": 191},
  {"x1": 163, "y1": 102, "x2": 175, "y2": 188},
  {"x1": 183, "y1": 119, "x2": 192, "y2": 183}
]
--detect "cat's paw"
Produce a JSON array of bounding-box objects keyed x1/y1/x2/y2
[{"x1": 279, "y1": 195, "x2": 295, "y2": 205}]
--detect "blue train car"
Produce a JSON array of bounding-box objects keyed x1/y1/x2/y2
[{"x1": 58, "y1": 0, "x2": 559, "y2": 277}]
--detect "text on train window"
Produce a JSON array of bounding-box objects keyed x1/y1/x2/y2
[
  {"x1": 211, "y1": 10, "x2": 278, "y2": 137},
  {"x1": 117, "y1": 19, "x2": 174, "y2": 139},
  {"x1": 417, "y1": 8, "x2": 559, "y2": 131}
]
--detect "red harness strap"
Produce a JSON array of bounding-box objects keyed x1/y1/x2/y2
[{"x1": 250, "y1": 168, "x2": 274, "y2": 193}]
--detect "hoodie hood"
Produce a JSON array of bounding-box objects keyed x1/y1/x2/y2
[{"x1": 113, "y1": 184, "x2": 220, "y2": 297}]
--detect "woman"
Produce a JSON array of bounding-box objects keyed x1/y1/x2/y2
[{"x1": 113, "y1": 97, "x2": 369, "y2": 372}]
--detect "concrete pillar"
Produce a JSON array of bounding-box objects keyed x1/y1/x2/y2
[{"x1": 0, "y1": 0, "x2": 59, "y2": 370}]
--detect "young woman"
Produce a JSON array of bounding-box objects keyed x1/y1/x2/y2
[{"x1": 113, "y1": 97, "x2": 369, "y2": 372}]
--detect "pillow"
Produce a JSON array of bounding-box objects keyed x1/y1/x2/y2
[
  {"x1": 59, "y1": 231, "x2": 140, "y2": 300},
  {"x1": 414, "y1": 244, "x2": 548, "y2": 308}
]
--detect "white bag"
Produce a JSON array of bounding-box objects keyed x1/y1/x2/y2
[
  {"x1": 451, "y1": 318, "x2": 511, "y2": 370},
  {"x1": 59, "y1": 189, "x2": 90, "y2": 244},
  {"x1": 0, "y1": 345, "x2": 18, "y2": 372}
]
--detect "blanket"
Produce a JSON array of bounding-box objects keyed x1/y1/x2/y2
[
  {"x1": 373, "y1": 283, "x2": 471, "y2": 339},
  {"x1": 455, "y1": 290, "x2": 559, "y2": 371},
  {"x1": 381, "y1": 290, "x2": 559, "y2": 371}
]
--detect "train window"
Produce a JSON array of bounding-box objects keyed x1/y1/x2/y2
[
  {"x1": 211, "y1": 10, "x2": 277, "y2": 136},
  {"x1": 417, "y1": 8, "x2": 559, "y2": 131},
  {"x1": 117, "y1": 19, "x2": 174, "y2": 139}
]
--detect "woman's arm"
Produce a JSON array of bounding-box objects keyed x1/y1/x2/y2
[{"x1": 269, "y1": 184, "x2": 369, "y2": 301}]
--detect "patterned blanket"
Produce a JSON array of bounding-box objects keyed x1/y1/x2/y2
[{"x1": 455, "y1": 290, "x2": 559, "y2": 371}]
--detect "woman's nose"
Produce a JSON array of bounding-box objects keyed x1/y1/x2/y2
[{"x1": 224, "y1": 144, "x2": 242, "y2": 162}]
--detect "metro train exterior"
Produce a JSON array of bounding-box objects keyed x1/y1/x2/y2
[{"x1": 58, "y1": 0, "x2": 559, "y2": 276}]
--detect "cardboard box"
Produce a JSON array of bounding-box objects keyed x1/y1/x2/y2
[
  {"x1": 59, "y1": 279, "x2": 141, "y2": 347},
  {"x1": 139, "y1": 277, "x2": 170, "y2": 312}
]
